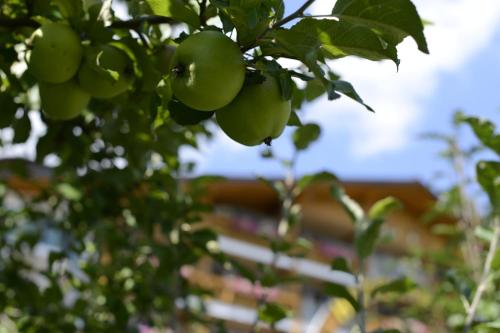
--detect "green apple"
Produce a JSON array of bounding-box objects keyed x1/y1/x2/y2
[
  {"x1": 170, "y1": 31, "x2": 245, "y2": 111},
  {"x1": 39, "y1": 79, "x2": 90, "y2": 120},
  {"x1": 168, "y1": 99, "x2": 214, "y2": 126},
  {"x1": 216, "y1": 75, "x2": 291, "y2": 146},
  {"x1": 78, "y1": 45, "x2": 134, "y2": 99},
  {"x1": 28, "y1": 22, "x2": 82, "y2": 83}
]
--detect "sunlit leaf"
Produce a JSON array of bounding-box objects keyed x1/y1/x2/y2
[
  {"x1": 368, "y1": 196, "x2": 402, "y2": 220},
  {"x1": 455, "y1": 112, "x2": 500, "y2": 155},
  {"x1": 332, "y1": 0, "x2": 428, "y2": 54},
  {"x1": 331, "y1": 183, "x2": 364, "y2": 223}
]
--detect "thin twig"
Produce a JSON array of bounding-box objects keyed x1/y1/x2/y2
[
  {"x1": 356, "y1": 261, "x2": 367, "y2": 333},
  {"x1": 451, "y1": 138, "x2": 482, "y2": 279},
  {"x1": 250, "y1": 152, "x2": 299, "y2": 332},
  {"x1": 273, "y1": 0, "x2": 316, "y2": 28},
  {"x1": 199, "y1": 0, "x2": 208, "y2": 27},
  {"x1": 0, "y1": 15, "x2": 175, "y2": 30},
  {"x1": 0, "y1": 17, "x2": 39, "y2": 28},
  {"x1": 249, "y1": 252, "x2": 281, "y2": 333},
  {"x1": 110, "y1": 16, "x2": 176, "y2": 28},
  {"x1": 463, "y1": 219, "x2": 499, "y2": 332},
  {"x1": 134, "y1": 29, "x2": 151, "y2": 49}
]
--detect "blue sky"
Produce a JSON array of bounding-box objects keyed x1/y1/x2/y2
[{"x1": 183, "y1": 0, "x2": 500, "y2": 188}]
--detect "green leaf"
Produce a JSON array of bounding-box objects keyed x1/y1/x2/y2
[
  {"x1": 491, "y1": 248, "x2": 500, "y2": 271},
  {"x1": 296, "y1": 171, "x2": 338, "y2": 192},
  {"x1": 143, "y1": 0, "x2": 200, "y2": 27},
  {"x1": 355, "y1": 218, "x2": 385, "y2": 258},
  {"x1": 368, "y1": 196, "x2": 402, "y2": 220},
  {"x1": 332, "y1": 0, "x2": 429, "y2": 54},
  {"x1": 228, "y1": 259, "x2": 257, "y2": 282},
  {"x1": 332, "y1": 80, "x2": 374, "y2": 112},
  {"x1": 292, "y1": 123, "x2": 321, "y2": 151},
  {"x1": 258, "y1": 177, "x2": 287, "y2": 199},
  {"x1": 53, "y1": 0, "x2": 84, "y2": 18},
  {"x1": 477, "y1": 320, "x2": 500, "y2": 330},
  {"x1": 274, "y1": 18, "x2": 400, "y2": 66},
  {"x1": 371, "y1": 329, "x2": 401, "y2": 333},
  {"x1": 287, "y1": 111, "x2": 302, "y2": 126},
  {"x1": 168, "y1": 99, "x2": 214, "y2": 126},
  {"x1": 455, "y1": 113, "x2": 500, "y2": 155},
  {"x1": 325, "y1": 282, "x2": 359, "y2": 311},
  {"x1": 331, "y1": 257, "x2": 351, "y2": 274},
  {"x1": 95, "y1": 49, "x2": 120, "y2": 81},
  {"x1": 0, "y1": 93, "x2": 18, "y2": 129},
  {"x1": 56, "y1": 183, "x2": 82, "y2": 201},
  {"x1": 475, "y1": 226, "x2": 494, "y2": 242},
  {"x1": 331, "y1": 183, "x2": 364, "y2": 223},
  {"x1": 215, "y1": 0, "x2": 275, "y2": 47},
  {"x1": 258, "y1": 302, "x2": 288, "y2": 325},
  {"x1": 260, "y1": 59, "x2": 293, "y2": 101},
  {"x1": 12, "y1": 114, "x2": 31, "y2": 144},
  {"x1": 371, "y1": 277, "x2": 417, "y2": 297},
  {"x1": 277, "y1": 70, "x2": 293, "y2": 101},
  {"x1": 431, "y1": 224, "x2": 462, "y2": 237},
  {"x1": 304, "y1": 79, "x2": 326, "y2": 101},
  {"x1": 476, "y1": 161, "x2": 500, "y2": 212}
]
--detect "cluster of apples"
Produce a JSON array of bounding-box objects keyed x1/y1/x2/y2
[
  {"x1": 170, "y1": 30, "x2": 291, "y2": 146},
  {"x1": 28, "y1": 22, "x2": 134, "y2": 120},
  {"x1": 28, "y1": 22, "x2": 291, "y2": 146}
]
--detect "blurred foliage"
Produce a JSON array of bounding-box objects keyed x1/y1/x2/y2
[{"x1": 8, "y1": 1, "x2": 499, "y2": 333}]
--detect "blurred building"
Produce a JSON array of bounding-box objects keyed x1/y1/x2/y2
[
  {"x1": 0, "y1": 159, "x2": 453, "y2": 332},
  {"x1": 181, "y1": 179, "x2": 453, "y2": 332}
]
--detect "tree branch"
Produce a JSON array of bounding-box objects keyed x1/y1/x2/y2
[
  {"x1": 463, "y1": 218, "x2": 500, "y2": 332},
  {"x1": 0, "y1": 15, "x2": 175, "y2": 30},
  {"x1": 110, "y1": 16, "x2": 176, "y2": 28},
  {"x1": 0, "y1": 17, "x2": 39, "y2": 28},
  {"x1": 199, "y1": 0, "x2": 208, "y2": 27},
  {"x1": 273, "y1": 0, "x2": 316, "y2": 28}
]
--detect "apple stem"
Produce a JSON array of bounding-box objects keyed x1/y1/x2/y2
[{"x1": 263, "y1": 137, "x2": 273, "y2": 146}]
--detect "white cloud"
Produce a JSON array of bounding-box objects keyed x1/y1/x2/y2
[{"x1": 304, "y1": 0, "x2": 500, "y2": 157}]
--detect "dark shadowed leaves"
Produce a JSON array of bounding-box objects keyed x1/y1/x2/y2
[
  {"x1": 0, "y1": 93, "x2": 18, "y2": 129},
  {"x1": 292, "y1": 123, "x2": 321, "y2": 150},
  {"x1": 258, "y1": 302, "x2": 288, "y2": 325},
  {"x1": 12, "y1": 113, "x2": 31, "y2": 144},
  {"x1": 331, "y1": 257, "x2": 352, "y2": 274},
  {"x1": 355, "y1": 218, "x2": 385, "y2": 259},
  {"x1": 143, "y1": 0, "x2": 200, "y2": 27},
  {"x1": 476, "y1": 161, "x2": 500, "y2": 212},
  {"x1": 371, "y1": 277, "x2": 417, "y2": 297},
  {"x1": 325, "y1": 282, "x2": 359, "y2": 311},
  {"x1": 168, "y1": 99, "x2": 214, "y2": 126},
  {"x1": 287, "y1": 111, "x2": 302, "y2": 126}
]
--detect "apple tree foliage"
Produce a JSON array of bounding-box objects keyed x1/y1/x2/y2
[{"x1": 6, "y1": 0, "x2": 491, "y2": 332}]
